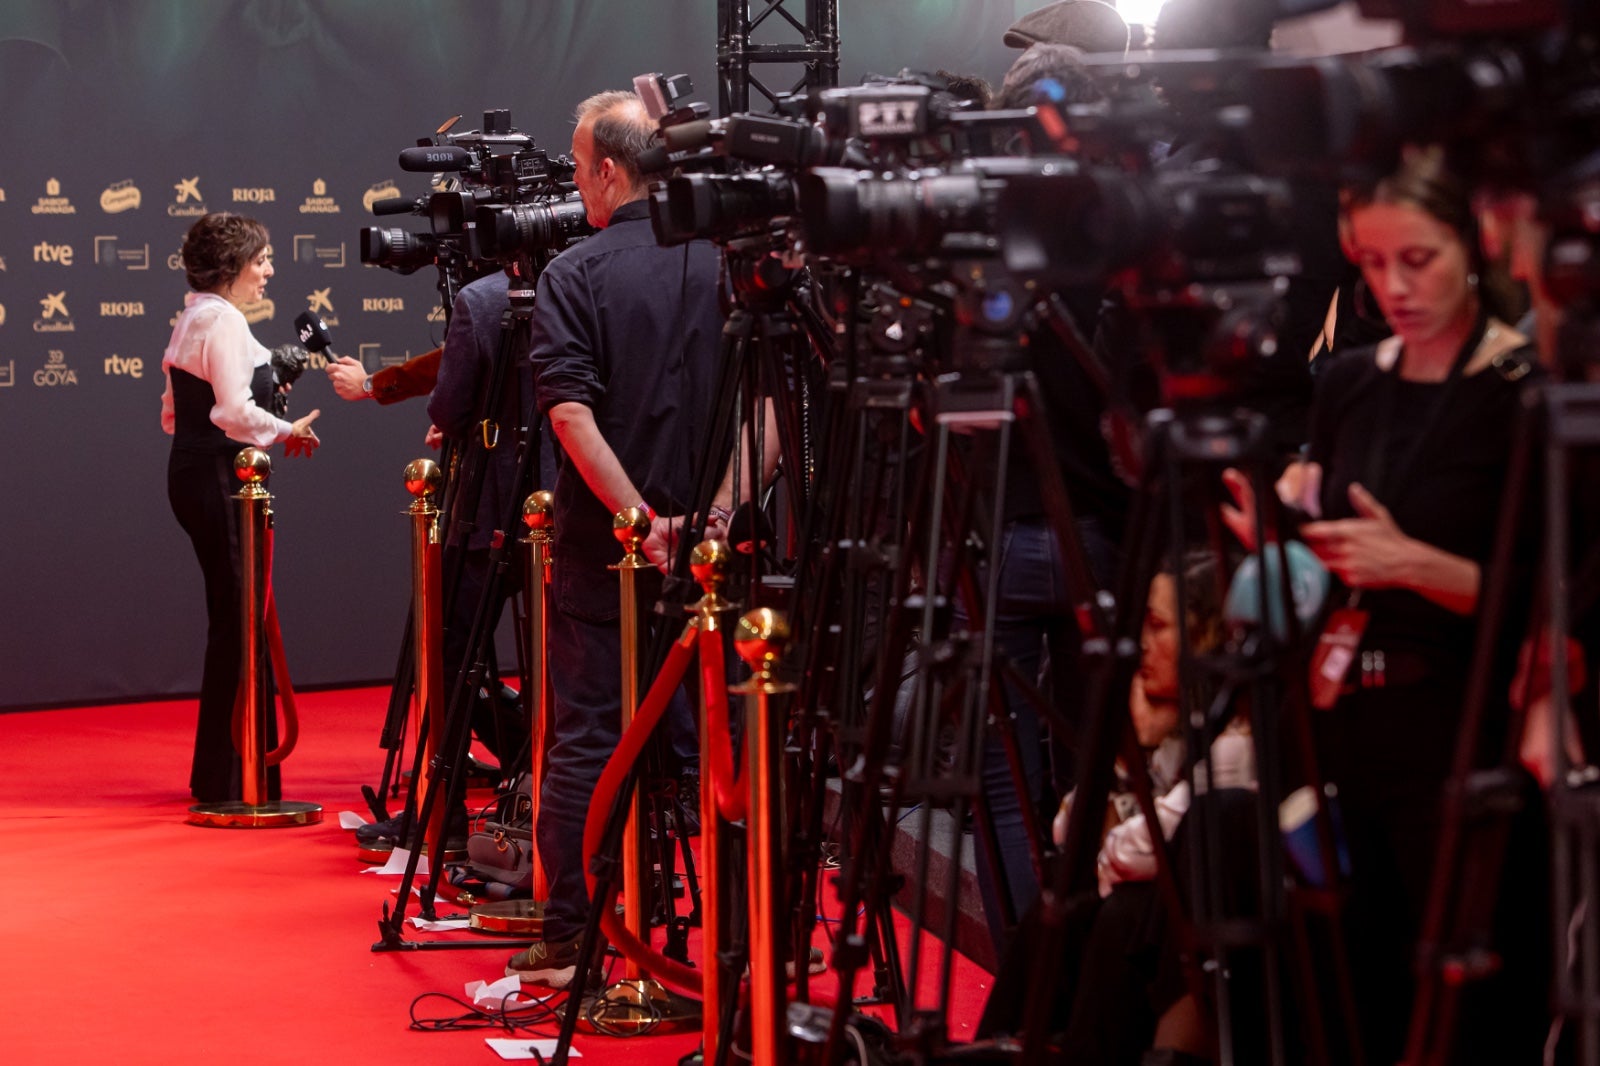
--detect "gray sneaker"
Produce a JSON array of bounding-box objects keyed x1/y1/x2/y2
[{"x1": 505, "y1": 934, "x2": 581, "y2": 988}]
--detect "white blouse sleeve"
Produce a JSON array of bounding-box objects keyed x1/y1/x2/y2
[{"x1": 198, "y1": 307, "x2": 292, "y2": 446}]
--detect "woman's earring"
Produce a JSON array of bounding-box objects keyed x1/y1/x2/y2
[{"x1": 1467, "y1": 272, "x2": 1480, "y2": 288}]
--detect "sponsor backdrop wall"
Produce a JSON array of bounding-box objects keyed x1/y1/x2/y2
[{"x1": 0, "y1": 1, "x2": 1025, "y2": 709}]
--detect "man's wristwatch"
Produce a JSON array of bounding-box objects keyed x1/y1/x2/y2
[
  {"x1": 708, "y1": 504, "x2": 734, "y2": 527},
  {"x1": 636, "y1": 501, "x2": 657, "y2": 523},
  {"x1": 361, "y1": 374, "x2": 373, "y2": 396}
]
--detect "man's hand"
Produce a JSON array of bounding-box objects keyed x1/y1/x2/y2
[
  {"x1": 424, "y1": 424, "x2": 444, "y2": 450},
  {"x1": 325, "y1": 356, "x2": 370, "y2": 402},
  {"x1": 284, "y1": 409, "x2": 322, "y2": 458},
  {"x1": 641, "y1": 516, "x2": 682, "y2": 573}
]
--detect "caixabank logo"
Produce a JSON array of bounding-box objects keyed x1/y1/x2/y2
[
  {"x1": 300, "y1": 178, "x2": 340, "y2": 215},
  {"x1": 100, "y1": 179, "x2": 142, "y2": 214},
  {"x1": 34, "y1": 350, "x2": 79, "y2": 386},
  {"x1": 306, "y1": 288, "x2": 339, "y2": 328},
  {"x1": 170, "y1": 176, "x2": 206, "y2": 218},
  {"x1": 35, "y1": 292, "x2": 74, "y2": 333},
  {"x1": 32, "y1": 178, "x2": 76, "y2": 216}
]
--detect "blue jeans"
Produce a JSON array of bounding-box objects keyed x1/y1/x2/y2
[
  {"x1": 954, "y1": 515, "x2": 1117, "y2": 946},
  {"x1": 536, "y1": 582, "x2": 696, "y2": 943}
]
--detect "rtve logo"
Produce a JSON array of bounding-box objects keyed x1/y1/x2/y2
[
  {"x1": 233, "y1": 187, "x2": 277, "y2": 204},
  {"x1": 363, "y1": 297, "x2": 405, "y2": 313},
  {"x1": 104, "y1": 353, "x2": 145, "y2": 378},
  {"x1": 100, "y1": 301, "x2": 145, "y2": 318},
  {"x1": 32, "y1": 242, "x2": 74, "y2": 266}
]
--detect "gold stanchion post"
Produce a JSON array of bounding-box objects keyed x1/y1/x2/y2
[
  {"x1": 601, "y1": 507, "x2": 673, "y2": 1023},
  {"x1": 405, "y1": 459, "x2": 448, "y2": 861},
  {"x1": 470, "y1": 489, "x2": 554, "y2": 935},
  {"x1": 187, "y1": 447, "x2": 322, "y2": 828},
  {"x1": 733, "y1": 607, "x2": 795, "y2": 1066},
  {"x1": 690, "y1": 538, "x2": 737, "y2": 1061}
]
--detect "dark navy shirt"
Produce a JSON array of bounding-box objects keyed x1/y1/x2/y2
[
  {"x1": 529, "y1": 199, "x2": 725, "y2": 617},
  {"x1": 427, "y1": 270, "x2": 538, "y2": 551}
]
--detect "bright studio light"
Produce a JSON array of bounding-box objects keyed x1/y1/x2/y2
[{"x1": 1117, "y1": 0, "x2": 1169, "y2": 28}]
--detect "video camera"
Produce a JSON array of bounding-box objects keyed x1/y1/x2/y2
[{"x1": 360, "y1": 109, "x2": 594, "y2": 279}]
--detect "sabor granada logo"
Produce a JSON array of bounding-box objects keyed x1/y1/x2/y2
[
  {"x1": 100, "y1": 179, "x2": 143, "y2": 213},
  {"x1": 35, "y1": 350, "x2": 79, "y2": 386},
  {"x1": 233, "y1": 186, "x2": 277, "y2": 204},
  {"x1": 239, "y1": 296, "x2": 276, "y2": 325},
  {"x1": 33, "y1": 178, "x2": 76, "y2": 216},
  {"x1": 170, "y1": 176, "x2": 206, "y2": 217},
  {"x1": 35, "y1": 291, "x2": 75, "y2": 333},
  {"x1": 363, "y1": 181, "x2": 402, "y2": 213},
  {"x1": 364, "y1": 297, "x2": 405, "y2": 313},
  {"x1": 306, "y1": 288, "x2": 340, "y2": 328},
  {"x1": 300, "y1": 178, "x2": 341, "y2": 214}
]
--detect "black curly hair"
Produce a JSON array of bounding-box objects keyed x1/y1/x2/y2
[{"x1": 181, "y1": 212, "x2": 269, "y2": 294}]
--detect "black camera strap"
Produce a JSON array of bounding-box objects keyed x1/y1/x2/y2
[{"x1": 1361, "y1": 314, "x2": 1487, "y2": 503}]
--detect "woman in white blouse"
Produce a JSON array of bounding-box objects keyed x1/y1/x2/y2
[{"x1": 160, "y1": 212, "x2": 320, "y2": 803}]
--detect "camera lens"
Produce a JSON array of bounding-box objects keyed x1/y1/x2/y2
[
  {"x1": 358, "y1": 226, "x2": 439, "y2": 275},
  {"x1": 475, "y1": 197, "x2": 591, "y2": 260}
]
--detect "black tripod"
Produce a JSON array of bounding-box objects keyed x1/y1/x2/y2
[
  {"x1": 375, "y1": 279, "x2": 543, "y2": 947},
  {"x1": 1014, "y1": 290, "x2": 1360, "y2": 1066}
]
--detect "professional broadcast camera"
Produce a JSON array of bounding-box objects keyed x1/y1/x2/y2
[{"x1": 359, "y1": 109, "x2": 593, "y2": 283}]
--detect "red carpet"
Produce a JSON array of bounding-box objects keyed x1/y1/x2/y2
[{"x1": 0, "y1": 687, "x2": 991, "y2": 1064}]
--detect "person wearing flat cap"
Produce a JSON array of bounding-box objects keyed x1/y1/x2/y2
[{"x1": 1003, "y1": 0, "x2": 1131, "y2": 55}]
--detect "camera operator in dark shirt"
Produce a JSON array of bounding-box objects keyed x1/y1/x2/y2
[
  {"x1": 961, "y1": 43, "x2": 1132, "y2": 946},
  {"x1": 506, "y1": 89, "x2": 726, "y2": 988}
]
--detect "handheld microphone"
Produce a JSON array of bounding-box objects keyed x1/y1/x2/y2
[
  {"x1": 1223, "y1": 540, "x2": 1330, "y2": 643},
  {"x1": 397, "y1": 144, "x2": 475, "y2": 172},
  {"x1": 727, "y1": 502, "x2": 772, "y2": 556},
  {"x1": 293, "y1": 310, "x2": 334, "y2": 354}
]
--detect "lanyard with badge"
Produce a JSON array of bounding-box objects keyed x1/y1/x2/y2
[{"x1": 1307, "y1": 319, "x2": 1487, "y2": 709}]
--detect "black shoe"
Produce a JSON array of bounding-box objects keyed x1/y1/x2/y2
[
  {"x1": 675, "y1": 771, "x2": 701, "y2": 837},
  {"x1": 505, "y1": 933, "x2": 581, "y2": 988},
  {"x1": 355, "y1": 807, "x2": 469, "y2": 846}
]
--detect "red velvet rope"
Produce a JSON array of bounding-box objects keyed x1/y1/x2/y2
[
  {"x1": 582, "y1": 628, "x2": 703, "y2": 997},
  {"x1": 232, "y1": 524, "x2": 299, "y2": 766},
  {"x1": 700, "y1": 628, "x2": 746, "y2": 823}
]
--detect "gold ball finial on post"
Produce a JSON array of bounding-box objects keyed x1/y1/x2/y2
[
  {"x1": 612, "y1": 507, "x2": 653, "y2": 569},
  {"x1": 734, "y1": 607, "x2": 790, "y2": 676},
  {"x1": 522, "y1": 490, "x2": 555, "y2": 535},
  {"x1": 403, "y1": 458, "x2": 443, "y2": 499},
  {"x1": 234, "y1": 447, "x2": 272, "y2": 498}
]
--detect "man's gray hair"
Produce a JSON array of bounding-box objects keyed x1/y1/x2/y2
[{"x1": 575, "y1": 90, "x2": 658, "y2": 184}]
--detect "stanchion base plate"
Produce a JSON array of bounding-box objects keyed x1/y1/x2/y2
[
  {"x1": 468, "y1": 898, "x2": 546, "y2": 935},
  {"x1": 574, "y1": 978, "x2": 701, "y2": 1035},
  {"x1": 355, "y1": 839, "x2": 467, "y2": 865},
  {"x1": 187, "y1": 800, "x2": 324, "y2": 829}
]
